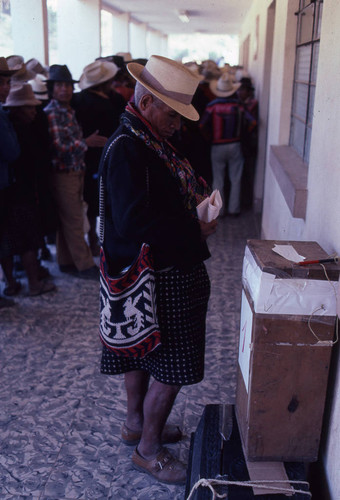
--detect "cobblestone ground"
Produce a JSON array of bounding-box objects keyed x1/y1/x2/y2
[{"x1": 0, "y1": 211, "x2": 260, "y2": 500}]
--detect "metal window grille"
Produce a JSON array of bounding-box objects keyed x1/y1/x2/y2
[{"x1": 289, "y1": 0, "x2": 323, "y2": 164}]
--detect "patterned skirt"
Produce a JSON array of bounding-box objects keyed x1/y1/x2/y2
[{"x1": 101, "y1": 262, "x2": 210, "y2": 385}]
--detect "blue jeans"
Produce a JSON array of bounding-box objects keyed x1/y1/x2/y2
[{"x1": 211, "y1": 142, "x2": 244, "y2": 215}]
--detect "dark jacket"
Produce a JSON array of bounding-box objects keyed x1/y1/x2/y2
[
  {"x1": 99, "y1": 111, "x2": 210, "y2": 274},
  {"x1": 73, "y1": 89, "x2": 126, "y2": 176},
  {"x1": 0, "y1": 104, "x2": 20, "y2": 190}
]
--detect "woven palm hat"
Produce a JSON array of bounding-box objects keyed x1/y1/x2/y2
[
  {"x1": 28, "y1": 74, "x2": 49, "y2": 100},
  {"x1": 26, "y1": 58, "x2": 48, "y2": 77},
  {"x1": 79, "y1": 60, "x2": 119, "y2": 90},
  {"x1": 0, "y1": 57, "x2": 18, "y2": 76},
  {"x1": 127, "y1": 55, "x2": 201, "y2": 121},
  {"x1": 210, "y1": 73, "x2": 241, "y2": 98},
  {"x1": 5, "y1": 83, "x2": 41, "y2": 107},
  {"x1": 10, "y1": 63, "x2": 36, "y2": 82}
]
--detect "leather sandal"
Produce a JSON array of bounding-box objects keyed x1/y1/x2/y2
[
  {"x1": 121, "y1": 422, "x2": 183, "y2": 446},
  {"x1": 132, "y1": 446, "x2": 187, "y2": 485},
  {"x1": 29, "y1": 280, "x2": 56, "y2": 297}
]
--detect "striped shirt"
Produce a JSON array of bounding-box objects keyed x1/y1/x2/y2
[{"x1": 44, "y1": 99, "x2": 87, "y2": 172}]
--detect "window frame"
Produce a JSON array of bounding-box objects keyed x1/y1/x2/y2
[{"x1": 289, "y1": 0, "x2": 323, "y2": 164}]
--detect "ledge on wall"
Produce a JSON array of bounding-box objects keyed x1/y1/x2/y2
[{"x1": 269, "y1": 145, "x2": 308, "y2": 220}]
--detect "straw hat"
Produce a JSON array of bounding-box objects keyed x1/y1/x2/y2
[
  {"x1": 11, "y1": 63, "x2": 36, "y2": 82},
  {"x1": 210, "y1": 73, "x2": 241, "y2": 98},
  {"x1": 5, "y1": 83, "x2": 41, "y2": 107},
  {"x1": 26, "y1": 58, "x2": 48, "y2": 77},
  {"x1": 6, "y1": 55, "x2": 24, "y2": 68},
  {"x1": 199, "y1": 60, "x2": 221, "y2": 81},
  {"x1": 79, "y1": 60, "x2": 118, "y2": 90},
  {"x1": 0, "y1": 57, "x2": 18, "y2": 76},
  {"x1": 184, "y1": 62, "x2": 204, "y2": 81},
  {"x1": 28, "y1": 74, "x2": 49, "y2": 100},
  {"x1": 127, "y1": 55, "x2": 201, "y2": 121},
  {"x1": 116, "y1": 52, "x2": 133, "y2": 62}
]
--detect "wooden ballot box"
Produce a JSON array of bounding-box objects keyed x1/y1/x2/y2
[{"x1": 236, "y1": 239, "x2": 339, "y2": 462}]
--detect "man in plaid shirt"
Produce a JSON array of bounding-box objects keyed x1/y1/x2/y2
[{"x1": 44, "y1": 65, "x2": 106, "y2": 279}]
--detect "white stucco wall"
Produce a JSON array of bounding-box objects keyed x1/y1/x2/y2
[
  {"x1": 302, "y1": 5, "x2": 340, "y2": 498},
  {"x1": 302, "y1": 4, "x2": 340, "y2": 255}
]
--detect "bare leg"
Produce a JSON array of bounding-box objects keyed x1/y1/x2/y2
[
  {"x1": 138, "y1": 379, "x2": 181, "y2": 459},
  {"x1": 125, "y1": 370, "x2": 150, "y2": 431}
]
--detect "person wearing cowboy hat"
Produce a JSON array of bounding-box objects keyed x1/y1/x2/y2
[
  {"x1": 98, "y1": 55, "x2": 217, "y2": 485},
  {"x1": 200, "y1": 72, "x2": 244, "y2": 216},
  {"x1": 44, "y1": 64, "x2": 105, "y2": 280},
  {"x1": 1, "y1": 83, "x2": 57, "y2": 297},
  {"x1": 73, "y1": 60, "x2": 126, "y2": 256},
  {"x1": 0, "y1": 57, "x2": 21, "y2": 308}
]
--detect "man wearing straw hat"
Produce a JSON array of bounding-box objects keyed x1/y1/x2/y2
[{"x1": 99, "y1": 55, "x2": 217, "y2": 485}]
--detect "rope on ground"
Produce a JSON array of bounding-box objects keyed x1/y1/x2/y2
[{"x1": 186, "y1": 477, "x2": 312, "y2": 500}]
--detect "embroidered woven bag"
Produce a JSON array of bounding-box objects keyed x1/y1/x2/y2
[{"x1": 98, "y1": 135, "x2": 161, "y2": 358}]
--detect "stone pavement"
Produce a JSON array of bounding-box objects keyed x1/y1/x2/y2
[{"x1": 0, "y1": 211, "x2": 260, "y2": 500}]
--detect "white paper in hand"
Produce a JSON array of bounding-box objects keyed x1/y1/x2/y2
[{"x1": 196, "y1": 189, "x2": 223, "y2": 222}]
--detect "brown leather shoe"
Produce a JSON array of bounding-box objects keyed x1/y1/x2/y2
[
  {"x1": 132, "y1": 446, "x2": 187, "y2": 485},
  {"x1": 121, "y1": 422, "x2": 183, "y2": 446}
]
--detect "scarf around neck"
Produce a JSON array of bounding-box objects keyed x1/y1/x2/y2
[{"x1": 121, "y1": 103, "x2": 210, "y2": 217}]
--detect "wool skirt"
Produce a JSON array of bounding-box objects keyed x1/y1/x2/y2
[{"x1": 100, "y1": 262, "x2": 210, "y2": 385}]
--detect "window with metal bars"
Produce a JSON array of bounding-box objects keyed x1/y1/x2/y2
[{"x1": 289, "y1": 0, "x2": 323, "y2": 164}]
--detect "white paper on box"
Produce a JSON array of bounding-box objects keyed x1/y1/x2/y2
[
  {"x1": 242, "y1": 246, "x2": 337, "y2": 316},
  {"x1": 239, "y1": 290, "x2": 253, "y2": 393}
]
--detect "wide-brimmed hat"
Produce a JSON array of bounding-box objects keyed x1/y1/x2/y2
[
  {"x1": 6, "y1": 55, "x2": 24, "y2": 68},
  {"x1": 28, "y1": 74, "x2": 49, "y2": 100},
  {"x1": 79, "y1": 60, "x2": 118, "y2": 90},
  {"x1": 210, "y1": 73, "x2": 241, "y2": 98},
  {"x1": 199, "y1": 60, "x2": 221, "y2": 81},
  {"x1": 0, "y1": 57, "x2": 18, "y2": 76},
  {"x1": 96, "y1": 55, "x2": 125, "y2": 70},
  {"x1": 47, "y1": 64, "x2": 78, "y2": 83},
  {"x1": 127, "y1": 55, "x2": 200, "y2": 121},
  {"x1": 184, "y1": 62, "x2": 204, "y2": 81},
  {"x1": 26, "y1": 58, "x2": 48, "y2": 77},
  {"x1": 5, "y1": 83, "x2": 41, "y2": 107},
  {"x1": 10, "y1": 63, "x2": 36, "y2": 82},
  {"x1": 117, "y1": 52, "x2": 133, "y2": 62}
]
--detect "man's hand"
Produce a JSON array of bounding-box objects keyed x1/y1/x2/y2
[
  {"x1": 199, "y1": 219, "x2": 218, "y2": 240},
  {"x1": 85, "y1": 130, "x2": 108, "y2": 148}
]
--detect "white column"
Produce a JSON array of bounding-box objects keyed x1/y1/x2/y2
[
  {"x1": 129, "y1": 21, "x2": 147, "y2": 59},
  {"x1": 146, "y1": 30, "x2": 165, "y2": 57},
  {"x1": 112, "y1": 11, "x2": 130, "y2": 54},
  {"x1": 57, "y1": 0, "x2": 101, "y2": 81},
  {"x1": 10, "y1": 0, "x2": 47, "y2": 64},
  {"x1": 161, "y1": 35, "x2": 168, "y2": 57}
]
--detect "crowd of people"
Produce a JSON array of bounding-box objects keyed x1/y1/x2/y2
[{"x1": 0, "y1": 53, "x2": 258, "y2": 310}]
